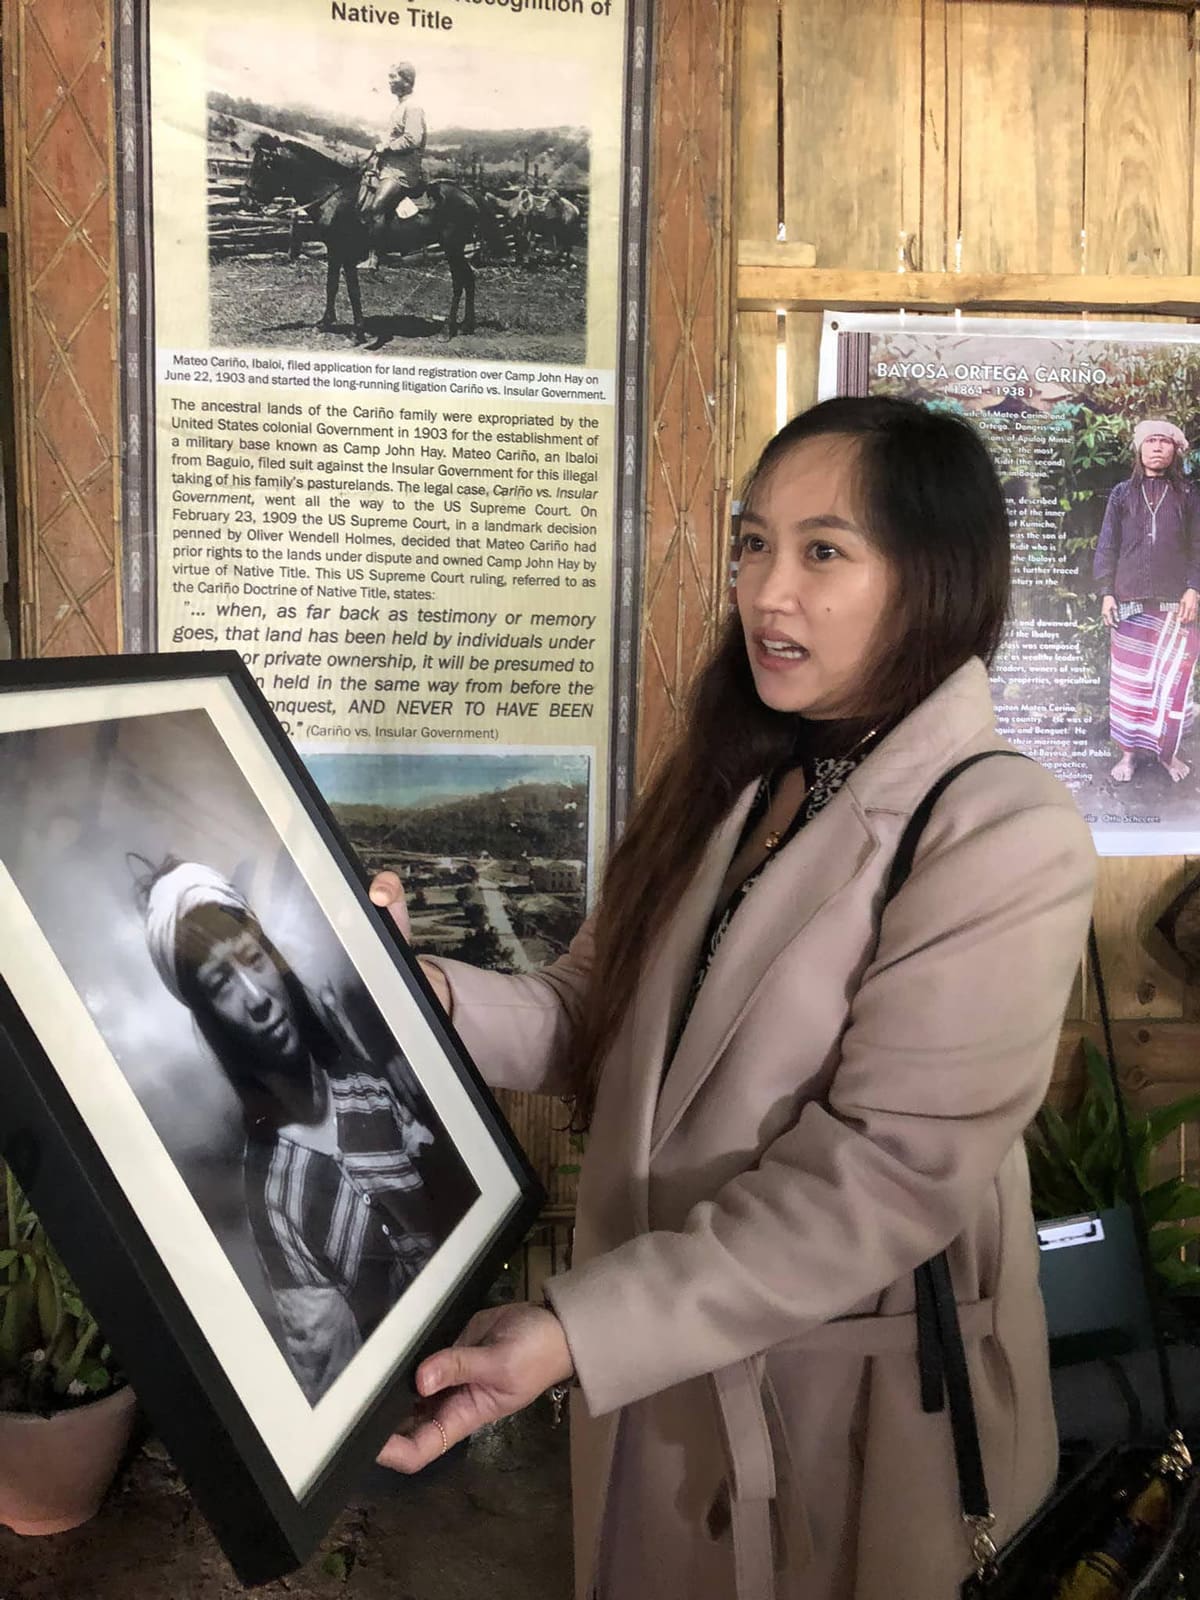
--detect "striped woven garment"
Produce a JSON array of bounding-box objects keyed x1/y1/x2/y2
[
  {"x1": 1108, "y1": 603, "x2": 1200, "y2": 763},
  {"x1": 245, "y1": 1066, "x2": 438, "y2": 1333}
]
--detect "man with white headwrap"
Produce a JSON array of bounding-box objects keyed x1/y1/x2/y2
[
  {"x1": 1094, "y1": 417, "x2": 1200, "y2": 784},
  {"x1": 142, "y1": 861, "x2": 472, "y2": 1403}
]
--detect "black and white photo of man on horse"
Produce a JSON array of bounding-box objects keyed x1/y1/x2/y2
[
  {"x1": 243, "y1": 110, "x2": 499, "y2": 344},
  {"x1": 215, "y1": 37, "x2": 590, "y2": 359},
  {"x1": 361, "y1": 61, "x2": 427, "y2": 271}
]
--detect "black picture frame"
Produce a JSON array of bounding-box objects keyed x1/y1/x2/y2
[{"x1": 0, "y1": 649, "x2": 545, "y2": 1584}]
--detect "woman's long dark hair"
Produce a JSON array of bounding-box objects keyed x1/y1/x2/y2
[{"x1": 568, "y1": 396, "x2": 1011, "y2": 1127}]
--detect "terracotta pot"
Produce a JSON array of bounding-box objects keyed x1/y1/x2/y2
[{"x1": 0, "y1": 1385, "x2": 137, "y2": 1535}]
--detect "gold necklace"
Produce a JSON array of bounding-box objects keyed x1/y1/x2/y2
[{"x1": 761, "y1": 724, "x2": 879, "y2": 853}]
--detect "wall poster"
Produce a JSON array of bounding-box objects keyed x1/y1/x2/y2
[
  {"x1": 820, "y1": 314, "x2": 1200, "y2": 856},
  {"x1": 118, "y1": 0, "x2": 650, "y2": 969}
]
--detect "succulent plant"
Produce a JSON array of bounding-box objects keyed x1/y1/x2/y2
[{"x1": 0, "y1": 1163, "x2": 120, "y2": 1414}]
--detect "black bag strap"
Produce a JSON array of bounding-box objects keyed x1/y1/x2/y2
[
  {"x1": 881, "y1": 749, "x2": 1029, "y2": 1540},
  {"x1": 889, "y1": 750, "x2": 1186, "y2": 1569},
  {"x1": 882, "y1": 749, "x2": 1027, "y2": 902}
]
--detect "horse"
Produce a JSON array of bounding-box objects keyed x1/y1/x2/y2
[
  {"x1": 241, "y1": 133, "x2": 489, "y2": 342},
  {"x1": 526, "y1": 188, "x2": 582, "y2": 264},
  {"x1": 503, "y1": 186, "x2": 582, "y2": 266}
]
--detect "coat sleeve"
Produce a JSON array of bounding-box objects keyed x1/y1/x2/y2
[
  {"x1": 424, "y1": 917, "x2": 594, "y2": 1096},
  {"x1": 1093, "y1": 483, "x2": 1126, "y2": 596},
  {"x1": 545, "y1": 798, "x2": 1096, "y2": 1417}
]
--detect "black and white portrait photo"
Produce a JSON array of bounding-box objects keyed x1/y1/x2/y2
[
  {"x1": 0, "y1": 707, "x2": 479, "y2": 1406},
  {"x1": 204, "y1": 29, "x2": 593, "y2": 358}
]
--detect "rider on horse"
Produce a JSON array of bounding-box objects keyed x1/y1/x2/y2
[{"x1": 361, "y1": 61, "x2": 427, "y2": 268}]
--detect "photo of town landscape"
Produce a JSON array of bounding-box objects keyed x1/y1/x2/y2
[{"x1": 304, "y1": 750, "x2": 590, "y2": 973}]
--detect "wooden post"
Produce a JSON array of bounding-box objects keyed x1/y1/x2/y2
[{"x1": 638, "y1": 0, "x2": 739, "y2": 787}]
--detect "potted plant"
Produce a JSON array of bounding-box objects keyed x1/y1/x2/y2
[
  {"x1": 0, "y1": 1162, "x2": 136, "y2": 1535},
  {"x1": 1026, "y1": 1039, "x2": 1200, "y2": 1299}
]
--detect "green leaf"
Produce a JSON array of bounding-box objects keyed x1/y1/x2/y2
[
  {"x1": 1025, "y1": 1140, "x2": 1083, "y2": 1219},
  {"x1": 1066, "y1": 1162, "x2": 1108, "y2": 1212},
  {"x1": 1075, "y1": 1128, "x2": 1120, "y2": 1202},
  {"x1": 322, "y1": 1550, "x2": 349, "y2": 1581},
  {"x1": 75, "y1": 1358, "x2": 112, "y2": 1392},
  {"x1": 1082, "y1": 1040, "x2": 1116, "y2": 1111},
  {"x1": 1149, "y1": 1226, "x2": 1200, "y2": 1262},
  {"x1": 1144, "y1": 1095, "x2": 1200, "y2": 1149},
  {"x1": 1154, "y1": 1256, "x2": 1200, "y2": 1289},
  {"x1": 0, "y1": 1250, "x2": 16, "y2": 1270},
  {"x1": 1035, "y1": 1103, "x2": 1079, "y2": 1168},
  {"x1": 1142, "y1": 1180, "x2": 1200, "y2": 1225}
]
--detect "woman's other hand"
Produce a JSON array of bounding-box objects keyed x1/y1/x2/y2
[
  {"x1": 1101, "y1": 594, "x2": 1119, "y2": 628},
  {"x1": 1180, "y1": 588, "x2": 1200, "y2": 626},
  {"x1": 376, "y1": 1303, "x2": 574, "y2": 1474},
  {"x1": 368, "y1": 870, "x2": 452, "y2": 1013}
]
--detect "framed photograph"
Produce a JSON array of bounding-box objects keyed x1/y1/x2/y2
[{"x1": 0, "y1": 651, "x2": 544, "y2": 1583}]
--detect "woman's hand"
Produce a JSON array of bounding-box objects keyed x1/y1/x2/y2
[
  {"x1": 369, "y1": 869, "x2": 411, "y2": 938},
  {"x1": 1101, "y1": 594, "x2": 1119, "y2": 628},
  {"x1": 368, "y1": 870, "x2": 452, "y2": 1013},
  {"x1": 376, "y1": 1303, "x2": 574, "y2": 1474},
  {"x1": 1180, "y1": 588, "x2": 1200, "y2": 626}
]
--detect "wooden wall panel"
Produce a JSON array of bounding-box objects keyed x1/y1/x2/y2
[
  {"x1": 5, "y1": 0, "x2": 121, "y2": 657},
  {"x1": 735, "y1": 0, "x2": 777, "y2": 247},
  {"x1": 784, "y1": 310, "x2": 822, "y2": 419},
  {"x1": 780, "y1": 0, "x2": 924, "y2": 270},
  {"x1": 732, "y1": 0, "x2": 778, "y2": 487},
  {"x1": 734, "y1": 312, "x2": 776, "y2": 488},
  {"x1": 919, "y1": 0, "x2": 959, "y2": 273},
  {"x1": 958, "y1": 2, "x2": 1085, "y2": 273},
  {"x1": 735, "y1": 2, "x2": 1200, "y2": 1144},
  {"x1": 1084, "y1": 5, "x2": 1191, "y2": 276},
  {"x1": 1090, "y1": 858, "x2": 1190, "y2": 1023}
]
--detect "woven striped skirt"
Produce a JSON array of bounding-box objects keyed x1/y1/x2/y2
[{"x1": 1109, "y1": 604, "x2": 1200, "y2": 763}]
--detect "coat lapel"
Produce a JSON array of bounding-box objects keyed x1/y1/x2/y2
[
  {"x1": 644, "y1": 658, "x2": 997, "y2": 1163},
  {"x1": 650, "y1": 784, "x2": 879, "y2": 1158},
  {"x1": 595, "y1": 780, "x2": 761, "y2": 1228},
  {"x1": 612, "y1": 788, "x2": 758, "y2": 1197}
]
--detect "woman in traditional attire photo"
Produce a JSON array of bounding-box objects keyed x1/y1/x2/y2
[{"x1": 1094, "y1": 417, "x2": 1200, "y2": 784}]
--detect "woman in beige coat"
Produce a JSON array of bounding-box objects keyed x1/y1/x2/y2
[{"x1": 372, "y1": 397, "x2": 1097, "y2": 1599}]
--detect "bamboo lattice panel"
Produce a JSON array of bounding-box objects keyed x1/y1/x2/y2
[
  {"x1": 636, "y1": 0, "x2": 736, "y2": 784},
  {"x1": 5, "y1": 0, "x2": 120, "y2": 656}
]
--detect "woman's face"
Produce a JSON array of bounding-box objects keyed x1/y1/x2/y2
[
  {"x1": 195, "y1": 927, "x2": 302, "y2": 1073},
  {"x1": 1140, "y1": 435, "x2": 1177, "y2": 476},
  {"x1": 735, "y1": 435, "x2": 896, "y2": 719}
]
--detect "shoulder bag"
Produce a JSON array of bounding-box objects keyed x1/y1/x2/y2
[{"x1": 890, "y1": 753, "x2": 1200, "y2": 1600}]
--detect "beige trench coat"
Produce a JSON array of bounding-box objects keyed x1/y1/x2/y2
[{"x1": 434, "y1": 660, "x2": 1097, "y2": 1600}]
